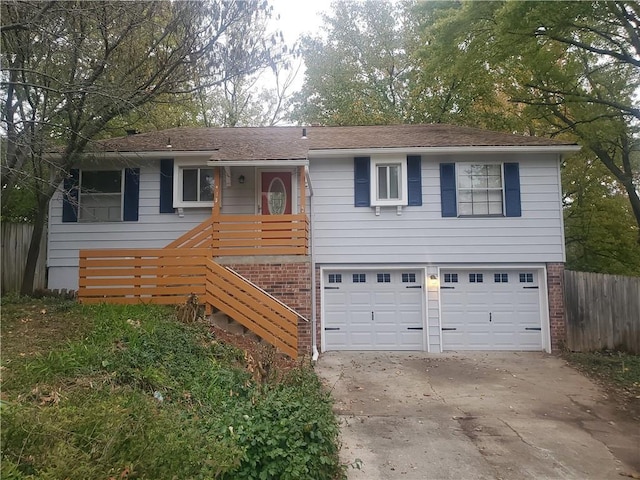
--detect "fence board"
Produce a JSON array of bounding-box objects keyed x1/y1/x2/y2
[
  {"x1": 565, "y1": 270, "x2": 640, "y2": 354},
  {"x1": 1, "y1": 223, "x2": 47, "y2": 294},
  {"x1": 78, "y1": 249, "x2": 209, "y2": 304}
]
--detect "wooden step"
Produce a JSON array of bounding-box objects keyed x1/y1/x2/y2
[{"x1": 209, "y1": 311, "x2": 263, "y2": 343}]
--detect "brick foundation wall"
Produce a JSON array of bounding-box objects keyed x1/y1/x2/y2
[
  {"x1": 546, "y1": 262, "x2": 566, "y2": 352},
  {"x1": 223, "y1": 261, "x2": 312, "y2": 356}
]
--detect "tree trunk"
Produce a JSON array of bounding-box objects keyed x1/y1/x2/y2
[
  {"x1": 20, "y1": 201, "x2": 47, "y2": 295},
  {"x1": 625, "y1": 182, "x2": 640, "y2": 245}
]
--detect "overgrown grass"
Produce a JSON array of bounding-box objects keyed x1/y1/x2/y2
[
  {"x1": 563, "y1": 350, "x2": 640, "y2": 403},
  {"x1": 1, "y1": 300, "x2": 344, "y2": 479}
]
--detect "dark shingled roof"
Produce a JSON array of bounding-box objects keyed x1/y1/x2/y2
[{"x1": 93, "y1": 124, "x2": 577, "y2": 160}]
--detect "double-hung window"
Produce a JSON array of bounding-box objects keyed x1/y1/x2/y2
[
  {"x1": 370, "y1": 157, "x2": 408, "y2": 206},
  {"x1": 79, "y1": 170, "x2": 123, "y2": 222},
  {"x1": 173, "y1": 164, "x2": 215, "y2": 208},
  {"x1": 457, "y1": 164, "x2": 503, "y2": 216}
]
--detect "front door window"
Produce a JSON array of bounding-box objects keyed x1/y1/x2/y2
[{"x1": 261, "y1": 172, "x2": 292, "y2": 215}]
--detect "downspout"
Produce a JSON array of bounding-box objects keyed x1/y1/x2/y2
[{"x1": 306, "y1": 165, "x2": 319, "y2": 361}]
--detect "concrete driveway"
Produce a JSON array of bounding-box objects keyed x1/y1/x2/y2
[{"x1": 315, "y1": 352, "x2": 640, "y2": 480}]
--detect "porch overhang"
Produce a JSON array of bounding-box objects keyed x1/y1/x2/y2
[{"x1": 206, "y1": 158, "x2": 308, "y2": 167}]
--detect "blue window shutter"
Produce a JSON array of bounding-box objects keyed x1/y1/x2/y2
[
  {"x1": 354, "y1": 156, "x2": 370, "y2": 207},
  {"x1": 440, "y1": 163, "x2": 457, "y2": 217},
  {"x1": 62, "y1": 169, "x2": 79, "y2": 223},
  {"x1": 123, "y1": 168, "x2": 140, "y2": 221},
  {"x1": 159, "y1": 159, "x2": 174, "y2": 213},
  {"x1": 504, "y1": 162, "x2": 522, "y2": 217},
  {"x1": 407, "y1": 155, "x2": 422, "y2": 206}
]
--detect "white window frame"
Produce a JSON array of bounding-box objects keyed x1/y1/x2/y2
[
  {"x1": 456, "y1": 163, "x2": 505, "y2": 217},
  {"x1": 173, "y1": 161, "x2": 215, "y2": 208},
  {"x1": 370, "y1": 155, "x2": 408, "y2": 207},
  {"x1": 78, "y1": 169, "x2": 124, "y2": 222}
]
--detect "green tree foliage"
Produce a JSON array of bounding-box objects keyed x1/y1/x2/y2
[
  {"x1": 1, "y1": 0, "x2": 283, "y2": 293},
  {"x1": 291, "y1": 0, "x2": 419, "y2": 125},
  {"x1": 411, "y1": 1, "x2": 533, "y2": 131},
  {"x1": 290, "y1": 0, "x2": 526, "y2": 130},
  {"x1": 563, "y1": 152, "x2": 640, "y2": 275}
]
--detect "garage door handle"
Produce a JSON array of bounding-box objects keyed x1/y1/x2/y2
[
  {"x1": 325, "y1": 327, "x2": 340, "y2": 331},
  {"x1": 406, "y1": 285, "x2": 422, "y2": 289},
  {"x1": 324, "y1": 286, "x2": 340, "y2": 290},
  {"x1": 525, "y1": 327, "x2": 542, "y2": 331},
  {"x1": 407, "y1": 327, "x2": 423, "y2": 330},
  {"x1": 442, "y1": 327, "x2": 457, "y2": 331},
  {"x1": 523, "y1": 286, "x2": 539, "y2": 289},
  {"x1": 440, "y1": 286, "x2": 455, "y2": 289}
]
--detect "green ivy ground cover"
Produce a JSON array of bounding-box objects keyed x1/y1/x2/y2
[{"x1": 1, "y1": 299, "x2": 345, "y2": 479}]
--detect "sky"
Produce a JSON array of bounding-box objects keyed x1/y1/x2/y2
[
  {"x1": 259, "y1": 0, "x2": 330, "y2": 95},
  {"x1": 269, "y1": 0, "x2": 329, "y2": 45}
]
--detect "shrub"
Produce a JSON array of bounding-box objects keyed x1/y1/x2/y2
[{"x1": 221, "y1": 366, "x2": 344, "y2": 480}]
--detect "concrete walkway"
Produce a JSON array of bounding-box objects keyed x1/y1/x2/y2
[{"x1": 315, "y1": 352, "x2": 640, "y2": 480}]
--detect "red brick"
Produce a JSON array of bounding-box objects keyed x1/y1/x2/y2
[
  {"x1": 226, "y1": 261, "x2": 312, "y2": 356},
  {"x1": 546, "y1": 262, "x2": 566, "y2": 352}
]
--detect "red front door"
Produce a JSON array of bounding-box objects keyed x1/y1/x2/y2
[{"x1": 261, "y1": 172, "x2": 292, "y2": 215}]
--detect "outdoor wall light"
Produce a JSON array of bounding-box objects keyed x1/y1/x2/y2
[
  {"x1": 238, "y1": 175, "x2": 245, "y2": 184},
  {"x1": 430, "y1": 274, "x2": 438, "y2": 280}
]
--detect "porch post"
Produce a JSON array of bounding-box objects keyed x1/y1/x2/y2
[
  {"x1": 212, "y1": 166, "x2": 221, "y2": 216},
  {"x1": 298, "y1": 166, "x2": 306, "y2": 213}
]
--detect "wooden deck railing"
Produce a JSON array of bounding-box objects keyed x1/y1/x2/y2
[
  {"x1": 166, "y1": 218, "x2": 215, "y2": 249},
  {"x1": 166, "y1": 214, "x2": 309, "y2": 256},
  {"x1": 205, "y1": 260, "x2": 300, "y2": 359},
  {"x1": 78, "y1": 248, "x2": 210, "y2": 304}
]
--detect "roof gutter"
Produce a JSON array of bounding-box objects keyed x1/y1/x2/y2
[
  {"x1": 44, "y1": 150, "x2": 219, "y2": 161},
  {"x1": 308, "y1": 145, "x2": 581, "y2": 158}
]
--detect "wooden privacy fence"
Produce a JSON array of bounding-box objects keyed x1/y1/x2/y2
[
  {"x1": 1, "y1": 223, "x2": 47, "y2": 294},
  {"x1": 565, "y1": 270, "x2": 640, "y2": 354},
  {"x1": 79, "y1": 248, "x2": 210, "y2": 304}
]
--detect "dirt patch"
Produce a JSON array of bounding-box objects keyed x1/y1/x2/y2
[
  {"x1": 209, "y1": 325, "x2": 299, "y2": 382},
  {"x1": 1, "y1": 299, "x2": 89, "y2": 362},
  {"x1": 562, "y1": 352, "x2": 640, "y2": 422}
]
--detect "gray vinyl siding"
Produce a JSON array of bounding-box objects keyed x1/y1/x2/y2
[
  {"x1": 309, "y1": 153, "x2": 565, "y2": 265},
  {"x1": 426, "y1": 265, "x2": 440, "y2": 352}
]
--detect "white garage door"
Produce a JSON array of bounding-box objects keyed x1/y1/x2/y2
[
  {"x1": 440, "y1": 270, "x2": 542, "y2": 350},
  {"x1": 323, "y1": 270, "x2": 424, "y2": 350}
]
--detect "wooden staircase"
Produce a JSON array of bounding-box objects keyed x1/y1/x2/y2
[
  {"x1": 205, "y1": 260, "x2": 300, "y2": 359},
  {"x1": 78, "y1": 215, "x2": 309, "y2": 359}
]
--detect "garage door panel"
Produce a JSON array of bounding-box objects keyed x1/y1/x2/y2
[
  {"x1": 324, "y1": 331, "x2": 347, "y2": 345},
  {"x1": 441, "y1": 269, "x2": 542, "y2": 351},
  {"x1": 350, "y1": 292, "x2": 372, "y2": 304},
  {"x1": 349, "y1": 311, "x2": 373, "y2": 326},
  {"x1": 324, "y1": 269, "x2": 424, "y2": 351}
]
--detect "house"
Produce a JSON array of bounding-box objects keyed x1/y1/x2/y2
[{"x1": 47, "y1": 124, "x2": 580, "y2": 358}]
